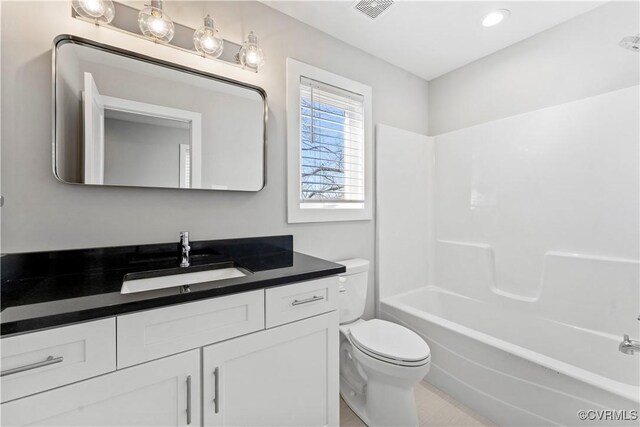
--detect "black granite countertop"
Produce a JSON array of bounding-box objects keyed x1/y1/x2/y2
[{"x1": 1, "y1": 235, "x2": 345, "y2": 336}]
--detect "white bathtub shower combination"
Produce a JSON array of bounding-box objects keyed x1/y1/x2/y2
[
  {"x1": 381, "y1": 284, "x2": 638, "y2": 426},
  {"x1": 376, "y1": 86, "x2": 640, "y2": 426}
]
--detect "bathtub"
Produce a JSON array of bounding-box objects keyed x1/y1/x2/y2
[{"x1": 380, "y1": 287, "x2": 640, "y2": 426}]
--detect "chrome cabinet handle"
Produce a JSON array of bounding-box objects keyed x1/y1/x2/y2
[
  {"x1": 291, "y1": 295, "x2": 324, "y2": 306},
  {"x1": 0, "y1": 355, "x2": 63, "y2": 377},
  {"x1": 213, "y1": 367, "x2": 220, "y2": 414},
  {"x1": 186, "y1": 375, "x2": 192, "y2": 425}
]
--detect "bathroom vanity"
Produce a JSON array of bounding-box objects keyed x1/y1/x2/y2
[{"x1": 0, "y1": 236, "x2": 344, "y2": 426}]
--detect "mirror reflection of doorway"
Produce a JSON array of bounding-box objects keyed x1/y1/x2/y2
[
  {"x1": 83, "y1": 71, "x2": 105, "y2": 185},
  {"x1": 82, "y1": 72, "x2": 202, "y2": 188}
]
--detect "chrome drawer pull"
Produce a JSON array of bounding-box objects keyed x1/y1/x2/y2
[
  {"x1": 186, "y1": 375, "x2": 192, "y2": 425},
  {"x1": 1, "y1": 355, "x2": 64, "y2": 377},
  {"x1": 291, "y1": 295, "x2": 324, "y2": 306},
  {"x1": 213, "y1": 367, "x2": 220, "y2": 414}
]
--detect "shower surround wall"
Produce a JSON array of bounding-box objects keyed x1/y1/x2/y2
[
  {"x1": 433, "y1": 85, "x2": 639, "y2": 334},
  {"x1": 379, "y1": 85, "x2": 640, "y2": 426},
  {"x1": 377, "y1": 2, "x2": 639, "y2": 425}
]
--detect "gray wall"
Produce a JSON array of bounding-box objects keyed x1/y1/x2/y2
[
  {"x1": 428, "y1": 1, "x2": 640, "y2": 135},
  {"x1": 0, "y1": 1, "x2": 429, "y2": 318}
]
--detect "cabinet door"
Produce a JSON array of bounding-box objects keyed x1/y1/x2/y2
[
  {"x1": 203, "y1": 311, "x2": 339, "y2": 427},
  {"x1": 1, "y1": 350, "x2": 200, "y2": 427}
]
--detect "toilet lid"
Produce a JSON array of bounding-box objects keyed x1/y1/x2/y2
[{"x1": 349, "y1": 319, "x2": 430, "y2": 363}]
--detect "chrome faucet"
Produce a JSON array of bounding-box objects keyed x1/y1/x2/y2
[
  {"x1": 619, "y1": 334, "x2": 640, "y2": 355},
  {"x1": 180, "y1": 231, "x2": 190, "y2": 268}
]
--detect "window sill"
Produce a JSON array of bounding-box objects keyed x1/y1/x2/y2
[{"x1": 288, "y1": 204, "x2": 372, "y2": 223}]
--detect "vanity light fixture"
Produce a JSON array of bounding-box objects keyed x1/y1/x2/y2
[
  {"x1": 72, "y1": 1, "x2": 259, "y2": 73},
  {"x1": 138, "y1": 0, "x2": 175, "y2": 43},
  {"x1": 72, "y1": 0, "x2": 115, "y2": 24},
  {"x1": 482, "y1": 9, "x2": 510, "y2": 27},
  {"x1": 238, "y1": 31, "x2": 266, "y2": 71},
  {"x1": 193, "y1": 15, "x2": 224, "y2": 58}
]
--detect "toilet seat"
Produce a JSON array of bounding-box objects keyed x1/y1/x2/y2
[
  {"x1": 349, "y1": 319, "x2": 430, "y2": 367},
  {"x1": 353, "y1": 341, "x2": 431, "y2": 367}
]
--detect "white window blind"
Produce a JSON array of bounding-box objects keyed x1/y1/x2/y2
[
  {"x1": 179, "y1": 144, "x2": 191, "y2": 188},
  {"x1": 299, "y1": 76, "x2": 365, "y2": 207},
  {"x1": 184, "y1": 147, "x2": 191, "y2": 188}
]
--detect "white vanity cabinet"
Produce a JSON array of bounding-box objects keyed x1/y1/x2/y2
[
  {"x1": 203, "y1": 311, "x2": 339, "y2": 427},
  {"x1": 0, "y1": 276, "x2": 340, "y2": 427},
  {"x1": 1, "y1": 349, "x2": 200, "y2": 426}
]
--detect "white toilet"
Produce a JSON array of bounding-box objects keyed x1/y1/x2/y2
[{"x1": 337, "y1": 259, "x2": 431, "y2": 427}]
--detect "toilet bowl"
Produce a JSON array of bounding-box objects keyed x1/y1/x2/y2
[{"x1": 337, "y1": 260, "x2": 431, "y2": 427}]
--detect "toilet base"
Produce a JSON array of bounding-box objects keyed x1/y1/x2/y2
[
  {"x1": 340, "y1": 375, "x2": 421, "y2": 427},
  {"x1": 340, "y1": 376, "x2": 371, "y2": 426}
]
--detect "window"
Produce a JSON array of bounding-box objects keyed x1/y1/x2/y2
[
  {"x1": 179, "y1": 144, "x2": 191, "y2": 188},
  {"x1": 300, "y1": 77, "x2": 365, "y2": 207},
  {"x1": 286, "y1": 59, "x2": 373, "y2": 223}
]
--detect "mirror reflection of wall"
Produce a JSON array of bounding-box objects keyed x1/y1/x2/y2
[
  {"x1": 55, "y1": 39, "x2": 265, "y2": 191},
  {"x1": 82, "y1": 71, "x2": 201, "y2": 189},
  {"x1": 103, "y1": 115, "x2": 192, "y2": 188}
]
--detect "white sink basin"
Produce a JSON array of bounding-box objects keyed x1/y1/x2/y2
[{"x1": 121, "y1": 267, "x2": 246, "y2": 294}]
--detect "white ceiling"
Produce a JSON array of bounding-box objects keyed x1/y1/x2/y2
[{"x1": 262, "y1": 1, "x2": 605, "y2": 80}]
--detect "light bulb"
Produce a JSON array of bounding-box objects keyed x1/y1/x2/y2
[
  {"x1": 238, "y1": 31, "x2": 265, "y2": 70},
  {"x1": 193, "y1": 15, "x2": 224, "y2": 58},
  {"x1": 245, "y1": 49, "x2": 259, "y2": 66},
  {"x1": 83, "y1": 0, "x2": 104, "y2": 16},
  {"x1": 202, "y1": 36, "x2": 216, "y2": 50},
  {"x1": 72, "y1": 0, "x2": 115, "y2": 23},
  {"x1": 482, "y1": 9, "x2": 510, "y2": 27},
  {"x1": 150, "y1": 16, "x2": 168, "y2": 35},
  {"x1": 138, "y1": 0, "x2": 175, "y2": 43}
]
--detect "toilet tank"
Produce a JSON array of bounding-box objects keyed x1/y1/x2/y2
[{"x1": 336, "y1": 259, "x2": 370, "y2": 324}]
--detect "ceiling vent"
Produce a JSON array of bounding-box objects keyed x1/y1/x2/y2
[{"x1": 354, "y1": 0, "x2": 394, "y2": 20}]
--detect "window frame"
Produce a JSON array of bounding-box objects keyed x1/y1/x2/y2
[{"x1": 286, "y1": 58, "x2": 373, "y2": 223}]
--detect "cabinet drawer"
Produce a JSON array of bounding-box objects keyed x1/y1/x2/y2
[
  {"x1": 265, "y1": 277, "x2": 339, "y2": 328},
  {"x1": 117, "y1": 290, "x2": 264, "y2": 368},
  {"x1": 1, "y1": 318, "x2": 116, "y2": 403}
]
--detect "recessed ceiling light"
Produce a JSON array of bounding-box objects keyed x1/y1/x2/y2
[{"x1": 482, "y1": 9, "x2": 510, "y2": 27}]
